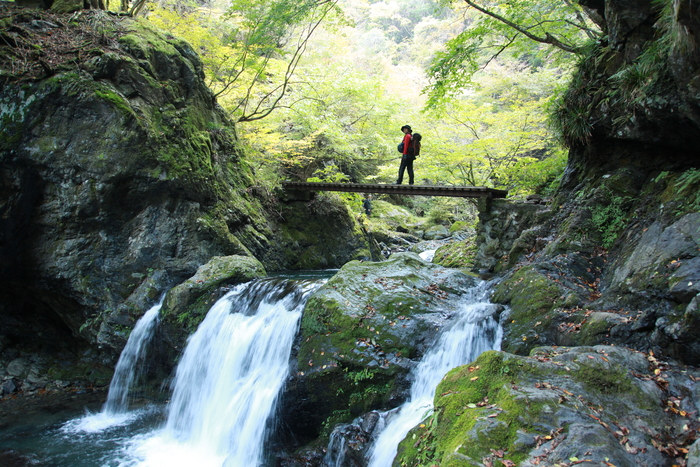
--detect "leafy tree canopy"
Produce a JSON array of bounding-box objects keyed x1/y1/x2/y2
[{"x1": 425, "y1": 0, "x2": 601, "y2": 106}]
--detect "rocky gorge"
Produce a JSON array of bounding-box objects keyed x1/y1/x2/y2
[{"x1": 0, "y1": 0, "x2": 699, "y2": 466}]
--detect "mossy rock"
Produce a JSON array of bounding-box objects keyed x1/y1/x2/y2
[
  {"x1": 161, "y1": 255, "x2": 266, "y2": 330},
  {"x1": 285, "y1": 252, "x2": 479, "y2": 439},
  {"x1": 269, "y1": 195, "x2": 370, "y2": 270},
  {"x1": 433, "y1": 237, "x2": 478, "y2": 269},
  {"x1": 396, "y1": 346, "x2": 674, "y2": 467},
  {"x1": 491, "y1": 265, "x2": 573, "y2": 354},
  {"x1": 371, "y1": 200, "x2": 420, "y2": 226},
  {"x1": 50, "y1": 0, "x2": 83, "y2": 14}
]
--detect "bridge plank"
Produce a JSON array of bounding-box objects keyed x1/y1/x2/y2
[{"x1": 282, "y1": 182, "x2": 507, "y2": 198}]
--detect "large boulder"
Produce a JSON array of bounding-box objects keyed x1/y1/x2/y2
[
  {"x1": 161, "y1": 255, "x2": 267, "y2": 333},
  {"x1": 396, "y1": 345, "x2": 698, "y2": 466},
  {"x1": 0, "y1": 10, "x2": 263, "y2": 361},
  {"x1": 280, "y1": 252, "x2": 487, "y2": 444}
]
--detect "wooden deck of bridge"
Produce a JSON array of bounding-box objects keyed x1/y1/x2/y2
[{"x1": 282, "y1": 181, "x2": 508, "y2": 199}]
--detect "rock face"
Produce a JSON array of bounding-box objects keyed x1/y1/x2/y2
[
  {"x1": 0, "y1": 7, "x2": 370, "y2": 387},
  {"x1": 408, "y1": 2, "x2": 700, "y2": 465},
  {"x1": 396, "y1": 345, "x2": 699, "y2": 466},
  {"x1": 470, "y1": 0, "x2": 700, "y2": 366},
  {"x1": 279, "y1": 252, "x2": 485, "y2": 445}
]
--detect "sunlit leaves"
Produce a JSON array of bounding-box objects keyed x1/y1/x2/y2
[
  {"x1": 426, "y1": 0, "x2": 600, "y2": 106},
  {"x1": 397, "y1": 62, "x2": 568, "y2": 193}
]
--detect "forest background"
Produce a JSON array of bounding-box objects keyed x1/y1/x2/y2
[{"x1": 128, "y1": 0, "x2": 594, "y2": 219}]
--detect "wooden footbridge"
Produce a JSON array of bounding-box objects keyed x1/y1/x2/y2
[{"x1": 282, "y1": 181, "x2": 508, "y2": 199}]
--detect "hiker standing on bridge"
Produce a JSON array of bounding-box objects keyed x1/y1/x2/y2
[{"x1": 396, "y1": 125, "x2": 418, "y2": 185}]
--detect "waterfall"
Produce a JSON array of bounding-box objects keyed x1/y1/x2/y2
[
  {"x1": 366, "y1": 282, "x2": 503, "y2": 467},
  {"x1": 62, "y1": 298, "x2": 163, "y2": 434},
  {"x1": 125, "y1": 277, "x2": 322, "y2": 467},
  {"x1": 103, "y1": 298, "x2": 163, "y2": 415}
]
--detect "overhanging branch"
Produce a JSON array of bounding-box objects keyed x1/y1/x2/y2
[{"x1": 463, "y1": 0, "x2": 587, "y2": 54}]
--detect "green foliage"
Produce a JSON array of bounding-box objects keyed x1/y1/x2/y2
[
  {"x1": 590, "y1": 189, "x2": 632, "y2": 249},
  {"x1": 674, "y1": 168, "x2": 700, "y2": 215},
  {"x1": 551, "y1": 0, "x2": 696, "y2": 148},
  {"x1": 548, "y1": 42, "x2": 601, "y2": 147},
  {"x1": 405, "y1": 63, "x2": 568, "y2": 191},
  {"x1": 500, "y1": 148, "x2": 567, "y2": 196},
  {"x1": 427, "y1": 204, "x2": 454, "y2": 224},
  {"x1": 143, "y1": 0, "x2": 570, "y2": 195},
  {"x1": 149, "y1": 0, "x2": 343, "y2": 123},
  {"x1": 308, "y1": 165, "x2": 361, "y2": 204},
  {"x1": 425, "y1": 0, "x2": 599, "y2": 106},
  {"x1": 344, "y1": 367, "x2": 376, "y2": 385}
]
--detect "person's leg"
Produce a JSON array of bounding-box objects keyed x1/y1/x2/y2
[
  {"x1": 397, "y1": 157, "x2": 407, "y2": 184},
  {"x1": 407, "y1": 159, "x2": 414, "y2": 185}
]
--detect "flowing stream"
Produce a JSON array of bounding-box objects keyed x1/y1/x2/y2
[
  {"x1": 0, "y1": 276, "x2": 324, "y2": 467},
  {"x1": 121, "y1": 277, "x2": 322, "y2": 467},
  {"x1": 0, "y1": 273, "x2": 499, "y2": 467},
  {"x1": 364, "y1": 281, "x2": 503, "y2": 467}
]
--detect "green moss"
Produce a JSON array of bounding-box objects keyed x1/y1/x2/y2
[
  {"x1": 0, "y1": 111, "x2": 23, "y2": 149},
  {"x1": 433, "y1": 238, "x2": 477, "y2": 268},
  {"x1": 46, "y1": 360, "x2": 114, "y2": 387},
  {"x1": 95, "y1": 87, "x2": 136, "y2": 120},
  {"x1": 492, "y1": 266, "x2": 567, "y2": 354},
  {"x1": 397, "y1": 351, "x2": 550, "y2": 466},
  {"x1": 577, "y1": 314, "x2": 615, "y2": 344},
  {"x1": 572, "y1": 364, "x2": 632, "y2": 395}
]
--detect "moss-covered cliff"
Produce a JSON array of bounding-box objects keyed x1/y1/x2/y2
[{"x1": 0, "y1": 6, "x2": 370, "y2": 388}]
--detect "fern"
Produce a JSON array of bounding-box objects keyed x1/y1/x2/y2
[{"x1": 674, "y1": 168, "x2": 700, "y2": 214}]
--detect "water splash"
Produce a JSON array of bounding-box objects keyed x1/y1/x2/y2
[
  {"x1": 123, "y1": 278, "x2": 323, "y2": 467},
  {"x1": 104, "y1": 299, "x2": 163, "y2": 415},
  {"x1": 366, "y1": 282, "x2": 503, "y2": 467},
  {"x1": 63, "y1": 298, "x2": 163, "y2": 434},
  {"x1": 419, "y1": 249, "x2": 436, "y2": 262}
]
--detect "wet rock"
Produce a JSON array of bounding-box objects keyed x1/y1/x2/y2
[
  {"x1": 281, "y1": 252, "x2": 480, "y2": 444},
  {"x1": 608, "y1": 213, "x2": 700, "y2": 301},
  {"x1": 6, "y1": 358, "x2": 30, "y2": 378},
  {"x1": 423, "y1": 225, "x2": 449, "y2": 240},
  {"x1": 396, "y1": 346, "x2": 697, "y2": 467},
  {"x1": 1, "y1": 379, "x2": 19, "y2": 395}
]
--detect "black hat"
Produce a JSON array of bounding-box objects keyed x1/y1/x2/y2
[{"x1": 401, "y1": 125, "x2": 412, "y2": 131}]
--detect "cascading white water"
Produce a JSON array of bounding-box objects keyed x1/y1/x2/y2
[
  {"x1": 123, "y1": 278, "x2": 322, "y2": 467},
  {"x1": 366, "y1": 282, "x2": 503, "y2": 467},
  {"x1": 62, "y1": 299, "x2": 163, "y2": 434},
  {"x1": 103, "y1": 299, "x2": 163, "y2": 415},
  {"x1": 418, "y1": 249, "x2": 436, "y2": 262}
]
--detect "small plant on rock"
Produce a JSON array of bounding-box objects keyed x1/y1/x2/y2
[{"x1": 590, "y1": 189, "x2": 632, "y2": 249}]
